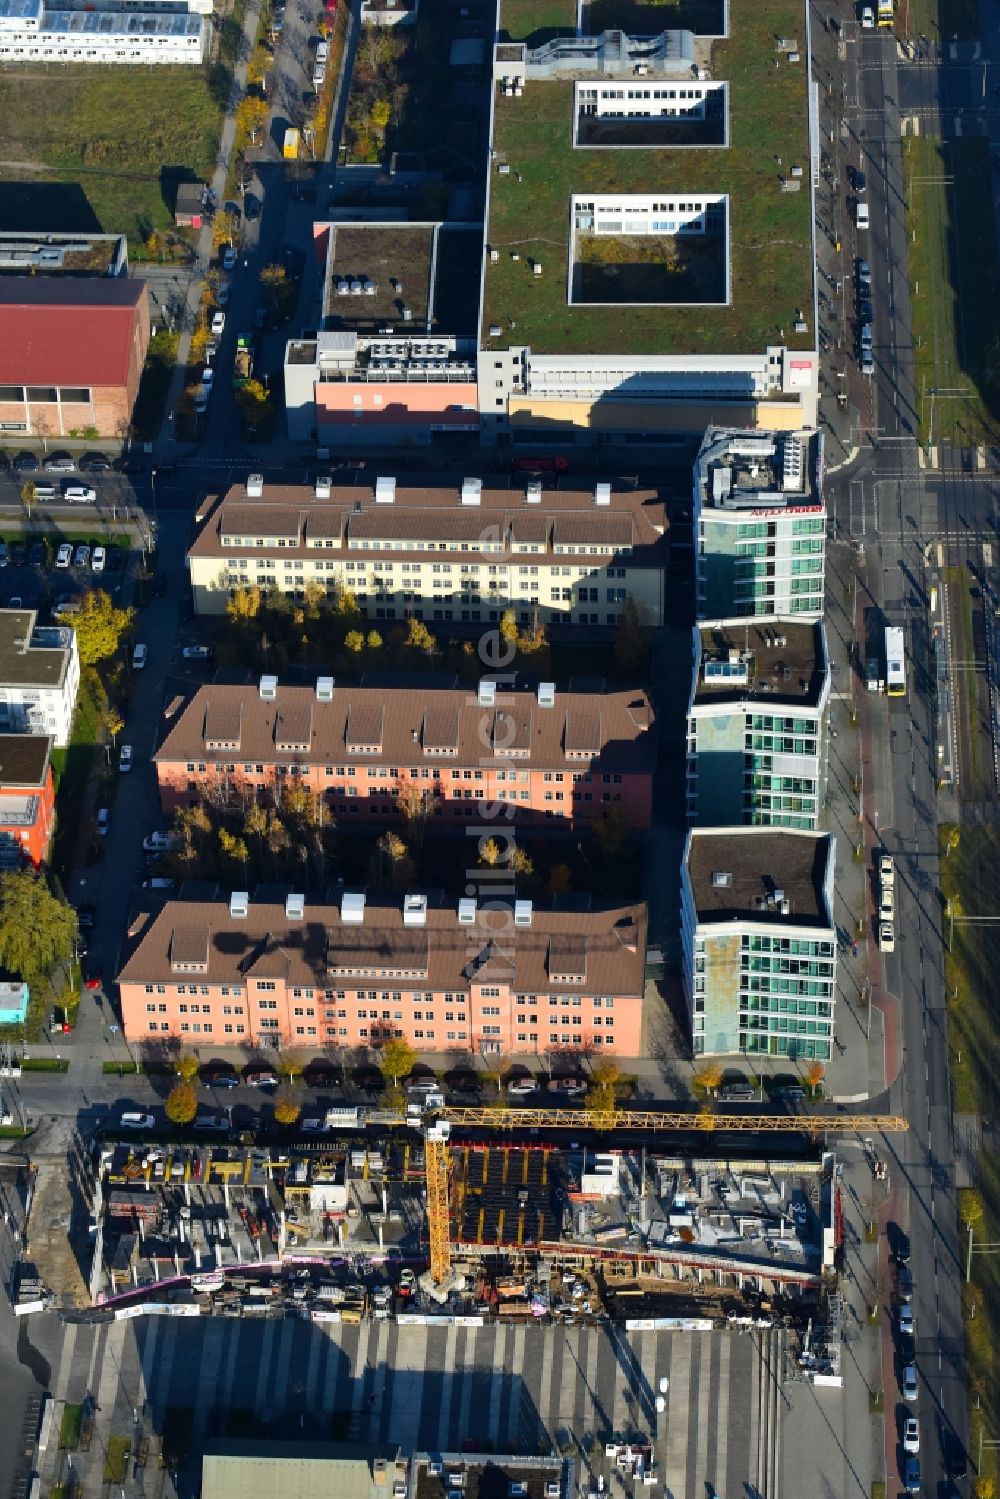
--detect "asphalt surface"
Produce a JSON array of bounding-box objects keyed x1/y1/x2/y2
[{"x1": 828, "y1": 19, "x2": 970, "y2": 1498}]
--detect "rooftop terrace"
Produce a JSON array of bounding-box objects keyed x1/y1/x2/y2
[
  {"x1": 693, "y1": 619, "x2": 827, "y2": 706},
  {"x1": 483, "y1": 0, "x2": 813, "y2": 356}
]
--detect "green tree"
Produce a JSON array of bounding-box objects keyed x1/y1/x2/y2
[
  {"x1": 218, "y1": 827, "x2": 249, "y2": 878},
  {"x1": 105, "y1": 707, "x2": 125, "y2": 745},
  {"x1": 20, "y1": 480, "x2": 37, "y2": 516},
  {"x1": 693, "y1": 1060, "x2": 723, "y2": 1096},
  {"x1": 944, "y1": 825, "x2": 960, "y2": 859},
  {"x1": 805, "y1": 1059, "x2": 826, "y2": 1096},
  {"x1": 345, "y1": 629, "x2": 365, "y2": 653},
  {"x1": 72, "y1": 591, "x2": 134, "y2": 668},
  {"x1": 0, "y1": 870, "x2": 77, "y2": 979},
  {"x1": 499, "y1": 609, "x2": 518, "y2": 645},
  {"x1": 406, "y1": 617, "x2": 436, "y2": 653},
  {"x1": 227, "y1": 585, "x2": 262, "y2": 621},
  {"x1": 366, "y1": 629, "x2": 383, "y2": 651},
  {"x1": 336, "y1": 586, "x2": 360, "y2": 617},
  {"x1": 510, "y1": 845, "x2": 533, "y2": 876},
  {"x1": 175, "y1": 1051, "x2": 200, "y2": 1082},
  {"x1": 545, "y1": 863, "x2": 573, "y2": 897},
  {"x1": 273, "y1": 1087, "x2": 301, "y2": 1125},
  {"x1": 370, "y1": 98, "x2": 391, "y2": 131},
  {"x1": 276, "y1": 1049, "x2": 305, "y2": 1083},
  {"x1": 237, "y1": 95, "x2": 269, "y2": 145},
  {"x1": 479, "y1": 837, "x2": 501, "y2": 867},
  {"x1": 374, "y1": 829, "x2": 414, "y2": 891},
  {"x1": 235, "y1": 379, "x2": 272, "y2": 430},
  {"x1": 212, "y1": 209, "x2": 240, "y2": 250},
  {"x1": 260, "y1": 262, "x2": 288, "y2": 289},
  {"x1": 382, "y1": 1035, "x2": 416, "y2": 1085},
  {"x1": 613, "y1": 597, "x2": 650, "y2": 673},
  {"x1": 243, "y1": 802, "x2": 268, "y2": 841},
  {"x1": 592, "y1": 806, "x2": 630, "y2": 863},
  {"x1": 165, "y1": 1080, "x2": 198, "y2": 1125}
]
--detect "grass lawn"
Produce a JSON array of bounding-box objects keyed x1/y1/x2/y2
[
  {"x1": 484, "y1": 0, "x2": 812, "y2": 355},
  {"x1": 103, "y1": 1436, "x2": 131, "y2": 1484},
  {"x1": 907, "y1": 0, "x2": 978, "y2": 40},
  {"x1": 0, "y1": 67, "x2": 225, "y2": 248},
  {"x1": 498, "y1": 0, "x2": 577, "y2": 42},
  {"x1": 59, "y1": 1403, "x2": 83, "y2": 1451},
  {"x1": 133, "y1": 331, "x2": 180, "y2": 443},
  {"x1": 52, "y1": 666, "x2": 107, "y2": 879},
  {"x1": 904, "y1": 135, "x2": 1000, "y2": 444}
]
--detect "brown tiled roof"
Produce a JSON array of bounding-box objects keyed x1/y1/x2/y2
[
  {"x1": 118, "y1": 898, "x2": 648, "y2": 997},
  {"x1": 169, "y1": 922, "x2": 210, "y2": 966},
  {"x1": 190, "y1": 482, "x2": 667, "y2": 567},
  {"x1": 275, "y1": 701, "x2": 313, "y2": 751},
  {"x1": 155, "y1": 683, "x2": 656, "y2": 775}
]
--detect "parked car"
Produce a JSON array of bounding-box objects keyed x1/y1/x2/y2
[
  {"x1": 143, "y1": 877, "x2": 176, "y2": 892},
  {"x1": 73, "y1": 544, "x2": 90, "y2": 569},
  {"x1": 43, "y1": 452, "x2": 76, "y2": 474},
  {"x1": 878, "y1": 921, "x2": 895, "y2": 952},
  {"x1": 222, "y1": 245, "x2": 237, "y2": 271},
  {"x1": 302, "y1": 1062, "x2": 341, "y2": 1089},
  {"x1": 193, "y1": 1113, "x2": 230, "y2": 1133},
  {"x1": 546, "y1": 1076, "x2": 586, "y2": 1097},
  {"x1": 902, "y1": 1418, "x2": 920, "y2": 1456},
  {"x1": 879, "y1": 852, "x2": 895, "y2": 885},
  {"x1": 55, "y1": 543, "x2": 73, "y2": 569},
  {"x1": 774, "y1": 1084, "x2": 806, "y2": 1101},
  {"x1": 218, "y1": 279, "x2": 231, "y2": 307},
  {"x1": 132, "y1": 643, "x2": 147, "y2": 669},
  {"x1": 202, "y1": 367, "x2": 215, "y2": 392},
  {"x1": 74, "y1": 903, "x2": 96, "y2": 929},
  {"x1": 902, "y1": 1456, "x2": 920, "y2": 1494},
  {"x1": 96, "y1": 807, "x2": 110, "y2": 836},
  {"x1": 211, "y1": 310, "x2": 226, "y2": 335},
  {"x1": 84, "y1": 968, "x2": 102, "y2": 991},
  {"x1": 861, "y1": 349, "x2": 875, "y2": 376},
  {"x1": 119, "y1": 743, "x2": 133, "y2": 773},
  {"x1": 506, "y1": 1076, "x2": 537, "y2": 1097},
  {"x1": 301, "y1": 1116, "x2": 330, "y2": 1133},
  {"x1": 897, "y1": 1263, "x2": 913, "y2": 1301},
  {"x1": 901, "y1": 1364, "x2": 918, "y2": 1401},
  {"x1": 92, "y1": 546, "x2": 106, "y2": 573},
  {"x1": 120, "y1": 1112, "x2": 155, "y2": 1129},
  {"x1": 0, "y1": 543, "x2": 7, "y2": 569},
  {"x1": 316, "y1": 38, "x2": 329, "y2": 62},
  {"x1": 182, "y1": 644, "x2": 213, "y2": 660},
  {"x1": 203, "y1": 1069, "x2": 239, "y2": 1089},
  {"x1": 898, "y1": 1302, "x2": 914, "y2": 1335},
  {"x1": 80, "y1": 453, "x2": 112, "y2": 473},
  {"x1": 245, "y1": 1068, "x2": 279, "y2": 1089},
  {"x1": 860, "y1": 4, "x2": 875, "y2": 25},
  {"x1": 142, "y1": 831, "x2": 177, "y2": 853},
  {"x1": 63, "y1": 485, "x2": 97, "y2": 504},
  {"x1": 878, "y1": 886, "x2": 894, "y2": 919},
  {"x1": 890, "y1": 1224, "x2": 911, "y2": 1263},
  {"x1": 29, "y1": 542, "x2": 44, "y2": 567},
  {"x1": 11, "y1": 452, "x2": 38, "y2": 474},
  {"x1": 115, "y1": 457, "x2": 146, "y2": 475},
  {"x1": 943, "y1": 1432, "x2": 968, "y2": 1479}
]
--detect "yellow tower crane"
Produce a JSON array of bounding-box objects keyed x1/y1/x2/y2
[{"x1": 423, "y1": 1107, "x2": 909, "y2": 1284}]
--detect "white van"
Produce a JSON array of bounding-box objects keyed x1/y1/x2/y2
[{"x1": 856, "y1": 201, "x2": 870, "y2": 230}]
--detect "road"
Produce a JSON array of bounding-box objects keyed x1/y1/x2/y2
[{"x1": 828, "y1": 14, "x2": 969, "y2": 1496}]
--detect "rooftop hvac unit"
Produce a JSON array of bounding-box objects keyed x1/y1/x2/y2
[
  {"x1": 514, "y1": 899, "x2": 533, "y2": 927},
  {"x1": 780, "y1": 899, "x2": 790, "y2": 915},
  {"x1": 711, "y1": 871, "x2": 732, "y2": 888},
  {"x1": 286, "y1": 893, "x2": 305, "y2": 920},
  {"x1": 458, "y1": 897, "x2": 477, "y2": 924},
  {"x1": 461, "y1": 477, "x2": 482, "y2": 506},
  {"x1": 773, "y1": 888, "x2": 785, "y2": 904},
  {"x1": 525, "y1": 479, "x2": 542, "y2": 503},
  {"x1": 594, "y1": 482, "x2": 611, "y2": 506},
  {"x1": 375, "y1": 476, "x2": 396, "y2": 505},
  {"x1": 489, "y1": 247, "x2": 499, "y2": 262},
  {"x1": 545, "y1": 1486, "x2": 560, "y2": 1498},
  {"x1": 315, "y1": 475, "x2": 332, "y2": 499},
  {"x1": 488, "y1": 323, "x2": 502, "y2": 337},
  {"x1": 478, "y1": 679, "x2": 497, "y2": 706},
  {"x1": 428, "y1": 1467, "x2": 444, "y2": 1478},
  {"x1": 259, "y1": 674, "x2": 278, "y2": 700},
  {"x1": 403, "y1": 893, "x2": 427, "y2": 927},
  {"x1": 341, "y1": 891, "x2": 366, "y2": 925},
  {"x1": 537, "y1": 681, "x2": 556, "y2": 708},
  {"x1": 402, "y1": 306, "x2": 413, "y2": 322},
  {"x1": 246, "y1": 473, "x2": 264, "y2": 498},
  {"x1": 532, "y1": 263, "x2": 542, "y2": 277},
  {"x1": 316, "y1": 676, "x2": 334, "y2": 702},
  {"x1": 229, "y1": 891, "x2": 249, "y2": 919}
]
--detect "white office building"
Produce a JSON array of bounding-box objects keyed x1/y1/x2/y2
[
  {"x1": 0, "y1": 610, "x2": 80, "y2": 748},
  {"x1": 0, "y1": 0, "x2": 206, "y2": 62},
  {"x1": 681, "y1": 827, "x2": 837, "y2": 1061}
]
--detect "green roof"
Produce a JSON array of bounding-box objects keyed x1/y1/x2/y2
[{"x1": 483, "y1": 0, "x2": 814, "y2": 357}]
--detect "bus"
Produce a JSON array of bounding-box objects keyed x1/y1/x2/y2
[
  {"x1": 885, "y1": 625, "x2": 906, "y2": 696},
  {"x1": 876, "y1": 0, "x2": 894, "y2": 25}
]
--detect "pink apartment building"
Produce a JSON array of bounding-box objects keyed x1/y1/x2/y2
[
  {"x1": 116, "y1": 891, "x2": 648, "y2": 1056},
  {"x1": 154, "y1": 679, "x2": 656, "y2": 829}
]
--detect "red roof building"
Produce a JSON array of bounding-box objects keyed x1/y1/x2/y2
[{"x1": 0, "y1": 278, "x2": 150, "y2": 439}]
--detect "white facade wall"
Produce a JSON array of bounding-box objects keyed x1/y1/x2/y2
[
  {"x1": 0, "y1": 631, "x2": 79, "y2": 748},
  {"x1": 0, "y1": 0, "x2": 205, "y2": 60}
]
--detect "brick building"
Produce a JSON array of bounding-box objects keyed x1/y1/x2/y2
[
  {"x1": 154, "y1": 678, "x2": 656, "y2": 829},
  {"x1": 116, "y1": 891, "x2": 648, "y2": 1055},
  {"x1": 0, "y1": 735, "x2": 55, "y2": 866},
  {"x1": 187, "y1": 475, "x2": 667, "y2": 628},
  {"x1": 0, "y1": 278, "x2": 150, "y2": 439}
]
